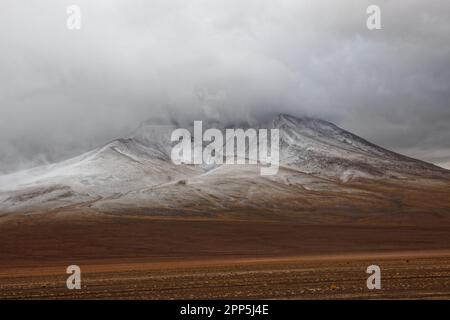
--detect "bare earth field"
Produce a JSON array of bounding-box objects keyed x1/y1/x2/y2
[
  {"x1": 0, "y1": 253, "x2": 449, "y2": 299},
  {"x1": 0, "y1": 212, "x2": 449, "y2": 299}
]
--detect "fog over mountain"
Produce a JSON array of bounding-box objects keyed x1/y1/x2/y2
[
  {"x1": 1, "y1": 0, "x2": 449, "y2": 173},
  {"x1": 1, "y1": 114, "x2": 449, "y2": 221}
]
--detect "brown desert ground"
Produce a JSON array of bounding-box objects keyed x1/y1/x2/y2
[{"x1": 0, "y1": 212, "x2": 449, "y2": 299}]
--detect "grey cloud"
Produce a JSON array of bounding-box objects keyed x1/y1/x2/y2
[{"x1": 1, "y1": 0, "x2": 449, "y2": 173}]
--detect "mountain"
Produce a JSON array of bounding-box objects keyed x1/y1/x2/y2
[
  {"x1": 272, "y1": 114, "x2": 446, "y2": 181},
  {"x1": 1, "y1": 114, "x2": 449, "y2": 225}
]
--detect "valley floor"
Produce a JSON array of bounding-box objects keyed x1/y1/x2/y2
[{"x1": 0, "y1": 213, "x2": 449, "y2": 299}]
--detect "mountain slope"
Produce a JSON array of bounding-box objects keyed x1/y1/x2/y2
[
  {"x1": 272, "y1": 114, "x2": 447, "y2": 181},
  {"x1": 0, "y1": 114, "x2": 449, "y2": 223}
]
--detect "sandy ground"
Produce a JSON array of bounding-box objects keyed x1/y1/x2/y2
[
  {"x1": 0, "y1": 213, "x2": 449, "y2": 299},
  {"x1": 0, "y1": 253, "x2": 449, "y2": 299}
]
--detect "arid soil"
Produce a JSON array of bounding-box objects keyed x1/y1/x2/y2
[
  {"x1": 0, "y1": 253, "x2": 449, "y2": 299},
  {"x1": 0, "y1": 212, "x2": 449, "y2": 299}
]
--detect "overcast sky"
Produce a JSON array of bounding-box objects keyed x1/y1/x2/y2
[{"x1": 1, "y1": 0, "x2": 449, "y2": 173}]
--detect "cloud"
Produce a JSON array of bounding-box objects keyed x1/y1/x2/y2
[{"x1": 0, "y1": 0, "x2": 449, "y2": 172}]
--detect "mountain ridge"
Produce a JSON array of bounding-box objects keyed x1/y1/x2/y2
[{"x1": 0, "y1": 114, "x2": 449, "y2": 223}]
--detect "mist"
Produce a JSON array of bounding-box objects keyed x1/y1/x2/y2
[{"x1": 1, "y1": 0, "x2": 450, "y2": 173}]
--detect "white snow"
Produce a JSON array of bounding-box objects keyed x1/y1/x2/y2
[{"x1": 0, "y1": 114, "x2": 448, "y2": 213}]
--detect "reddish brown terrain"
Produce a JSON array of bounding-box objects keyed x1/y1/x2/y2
[
  {"x1": 1, "y1": 115, "x2": 449, "y2": 299},
  {"x1": 0, "y1": 212, "x2": 449, "y2": 299}
]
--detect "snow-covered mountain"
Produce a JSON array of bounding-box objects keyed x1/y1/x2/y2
[
  {"x1": 271, "y1": 114, "x2": 446, "y2": 181},
  {"x1": 1, "y1": 114, "x2": 449, "y2": 221}
]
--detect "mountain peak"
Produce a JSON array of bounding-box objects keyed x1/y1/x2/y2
[
  {"x1": 1, "y1": 112, "x2": 449, "y2": 214},
  {"x1": 272, "y1": 113, "x2": 336, "y2": 130}
]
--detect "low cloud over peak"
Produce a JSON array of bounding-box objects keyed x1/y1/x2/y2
[{"x1": 1, "y1": 0, "x2": 450, "y2": 172}]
